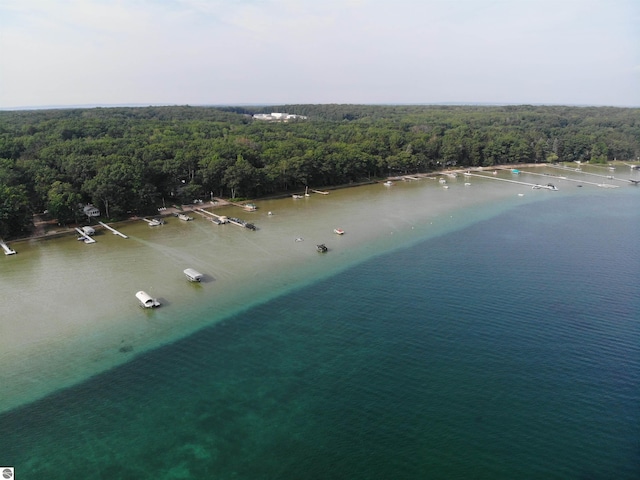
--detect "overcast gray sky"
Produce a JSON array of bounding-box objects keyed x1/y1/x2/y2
[{"x1": 1, "y1": 0, "x2": 638, "y2": 109}]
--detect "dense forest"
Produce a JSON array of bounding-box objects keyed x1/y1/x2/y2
[{"x1": 1, "y1": 104, "x2": 639, "y2": 238}]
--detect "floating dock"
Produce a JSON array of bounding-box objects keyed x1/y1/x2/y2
[
  {"x1": 311, "y1": 189, "x2": 329, "y2": 195},
  {"x1": 75, "y1": 228, "x2": 96, "y2": 244},
  {"x1": 98, "y1": 221, "x2": 128, "y2": 238},
  {"x1": 1, "y1": 239, "x2": 16, "y2": 255}
]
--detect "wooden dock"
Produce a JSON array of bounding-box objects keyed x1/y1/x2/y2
[
  {"x1": 75, "y1": 228, "x2": 96, "y2": 244},
  {"x1": 195, "y1": 208, "x2": 225, "y2": 222},
  {"x1": 311, "y1": 189, "x2": 329, "y2": 195},
  {"x1": 98, "y1": 221, "x2": 128, "y2": 238},
  {"x1": 1, "y1": 239, "x2": 16, "y2": 255},
  {"x1": 226, "y1": 201, "x2": 257, "y2": 211}
]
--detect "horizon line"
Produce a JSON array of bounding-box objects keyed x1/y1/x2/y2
[{"x1": 1, "y1": 101, "x2": 639, "y2": 112}]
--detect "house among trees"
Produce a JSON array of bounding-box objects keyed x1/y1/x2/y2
[
  {"x1": 252, "y1": 112, "x2": 307, "y2": 122},
  {"x1": 83, "y1": 204, "x2": 100, "y2": 218}
]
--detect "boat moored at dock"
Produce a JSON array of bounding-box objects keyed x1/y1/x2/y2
[
  {"x1": 143, "y1": 218, "x2": 165, "y2": 226},
  {"x1": 75, "y1": 227, "x2": 96, "y2": 244},
  {"x1": 228, "y1": 217, "x2": 256, "y2": 230}
]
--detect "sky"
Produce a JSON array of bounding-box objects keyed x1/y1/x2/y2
[{"x1": 1, "y1": 0, "x2": 638, "y2": 109}]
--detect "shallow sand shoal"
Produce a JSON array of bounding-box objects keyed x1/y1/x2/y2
[{"x1": 1, "y1": 164, "x2": 607, "y2": 413}]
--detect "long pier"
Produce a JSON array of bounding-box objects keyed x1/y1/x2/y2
[
  {"x1": 195, "y1": 208, "x2": 225, "y2": 222},
  {"x1": 465, "y1": 173, "x2": 543, "y2": 188},
  {"x1": 468, "y1": 171, "x2": 619, "y2": 189},
  {"x1": 1, "y1": 239, "x2": 16, "y2": 255},
  {"x1": 98, "y1": 221, "x2": 128, "y2": 238},
  {"x1": 75, "y1": 228, "x2": 96, "y2": 244},
  {"x1": 515, "y1": 170, "x2": 619, "y2": 188},
  {"x1": 547, "y1": 164, "x2": 625, "y2": 184}
]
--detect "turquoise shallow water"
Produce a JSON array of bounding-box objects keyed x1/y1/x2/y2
[{"x1": 1, "y1": 190, "x2": 639, "y2": 479}]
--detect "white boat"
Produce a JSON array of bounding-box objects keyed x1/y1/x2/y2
[
  {"x1": 136, "y1": 291, "x2": 160, "y2": 308},
  {"x1": 148, "y1": 218, "x2": 164, "y2": 226},
  {"x1": 292, "y1": 194, "x2": 304, "y2": 199},
  {"x1": 334, "y1": 228, "x2": 345, "y2": 235},
  {"x1": 438, "y1": 178, "x2": 447, "y2": 184},
  {"x1": 81, "y1": 226, "x2": 95, "y2": 236},
  {"x1": 243, "y1": 203, "x2": 258, "y2": 211},
  {"x1": 383, "y1": 181, "x2": 393, "y2": 186},
  {"x1": 442, "y1": 185, "x2": 449, "y2": 189},
  {"x1": 464, "y1": 182, "x2": 471, "y2": 186},
  {"x1": 184, "y1": 268, "x2": 204, "y2": 282},
  {"x1": 177, "y1": 213, "x2": 193, "y2": 221}
]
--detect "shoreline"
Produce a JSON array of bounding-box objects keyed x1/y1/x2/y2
[{"x1": 8, "y1": 163, "x2": 548, "y2": 246}]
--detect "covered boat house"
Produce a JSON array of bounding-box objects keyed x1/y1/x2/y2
[
  {"x1": 135, "y1": 291, "x2": 160, "y2": 308},
  {"x1": 184, "y1": 268, "x2": 204, "y2": 282}
]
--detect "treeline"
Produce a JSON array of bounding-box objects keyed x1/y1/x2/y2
[{"x1": 1, "y1": 104, "x2": 639, "y2": 238}]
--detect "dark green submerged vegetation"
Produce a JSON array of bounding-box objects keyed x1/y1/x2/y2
[{"x1": 1, "y1": 104, "x2": 639, "y2": 238}]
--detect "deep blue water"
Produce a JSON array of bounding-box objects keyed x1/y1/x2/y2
[{"x1": 1, "y1": 191, "x2": 639, "y2": 479}]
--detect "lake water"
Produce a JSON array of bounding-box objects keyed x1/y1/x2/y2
[{"x1": 1, "y1": 166, "x2": 639, "y2": 479}]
